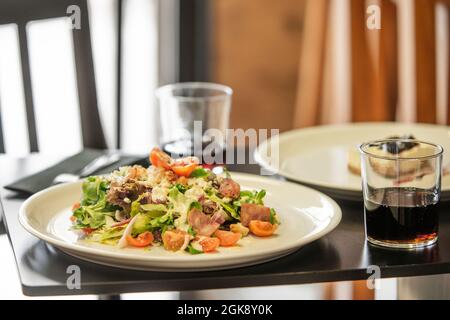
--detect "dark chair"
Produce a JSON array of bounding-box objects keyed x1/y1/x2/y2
[{"x1": 0, "y1": 0, "x2": 107, "y2": 152}]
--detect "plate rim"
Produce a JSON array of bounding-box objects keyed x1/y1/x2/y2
[
  {"x1": 18, "y1": 172, "x2": 342, "y2": 269},
  {"x1": 255, "y1": 122, "x2": 450, "y2": 195}
]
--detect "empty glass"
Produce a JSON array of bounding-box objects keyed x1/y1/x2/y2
[
  {"x1": 359, "y1": 139, "x2": 443, "y2": 249},
  {"x1": 156, "y1": 82, "x2": 232, "y2": 158}
]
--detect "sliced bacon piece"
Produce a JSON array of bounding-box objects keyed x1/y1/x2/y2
[
  {"x1": 210, "y1": 210, "x2": 226, "y2": 225},
  {"x1": 219, "y1": 178, "x2": 241, "y2": 199},
  {"x1": 188, "y1": 208, "x2": 220, "y2": 236},
  {"x1": 240, "y1": 203, "x2": 271, "y2": 227},
  {"x1": 199, "y1": 196, "x2": 218, "y2": 214}
]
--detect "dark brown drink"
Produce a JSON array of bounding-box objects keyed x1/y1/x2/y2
[{"x1": 364, "y1": 187, "x2": 439, "y2": 246}]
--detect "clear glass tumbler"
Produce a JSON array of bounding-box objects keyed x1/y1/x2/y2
[
  {"x1": 359, "y1": 139, "x2": 443, "y2": 249},
  {"x1": 155, "y1": 82, "x2": 232, "y2": 157}
]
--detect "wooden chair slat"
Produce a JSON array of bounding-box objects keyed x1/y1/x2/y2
[
  {"x1": 293, "y1": 0, "x2": 329, "y2": 128},
  {"x1": 447, "y1": 10, "x2": 450, "y2": 125},
  {"x1": 415, "y1": 0, "x2": 437, "y2": 123},
  {"x1": 351, "y1": 0, "x2": 376, "y2": 121},
  {"x1": 375, "y1": 0, "x2": 398, "y2": 121}
]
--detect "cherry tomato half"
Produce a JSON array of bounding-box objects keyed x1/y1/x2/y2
[
  {"x1": 199, "y1": 237, "x2": 220, "y2": 253},
  {"x1": 149, "y1": 147, "x2": 172, "y2": 169},
  {"x1": 82, "y1": 227, "x2": 95, "y2": 235},
  {"x1": 126, "y1": 231, "x2": 154, "y2": 247},
  {"x1": 171, "y1": 163, "x2": 198, "y2": 177},
  {"x1": 162, "y1": 230, "x2": 187, "y2": 251},
  {"x1": 72, "y1": 202, "x2": 81, "y2": 211},
  {"x1": 171, "y1": 156, "x2": 199, "y2": 177},
  {"x1": 248, "y1": 220, "x2": 276, "y2": 237},
  {"x1": 214, "y1": 230, "x2": 241, "y2": 247}
]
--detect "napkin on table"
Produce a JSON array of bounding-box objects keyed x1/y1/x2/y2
[{"x1": 4, "y1": 149, "x2": 149, "y2": 195}]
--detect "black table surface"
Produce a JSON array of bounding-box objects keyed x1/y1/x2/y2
[{"x1": 1, "y1": 153, "x2": 450, "y2": 297}]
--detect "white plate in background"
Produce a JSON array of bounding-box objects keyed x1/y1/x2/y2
[{"x1": 255, "y1": 122, "x2": 450, "y2": 201}]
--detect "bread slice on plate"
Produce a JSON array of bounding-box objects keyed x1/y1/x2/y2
[
  {"x1": 347, "y1": 148, "x2": 362, "y2": 176},
  {"x1": 348, "y1": 135, "x2": 432, "y2": 178}
]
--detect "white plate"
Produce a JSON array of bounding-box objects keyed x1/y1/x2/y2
[
  {"x1": 255, "y1": 122, "x2": 450, "y2": 201},
  {"x1": 19, "y1": 173, "x2": 341, "y2": 271}
]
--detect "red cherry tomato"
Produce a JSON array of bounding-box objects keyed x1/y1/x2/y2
[
  {"x1": 171, "y1": 156, "x2": 199, "y2": 177},
  {"x1": 171, "y1": 163, "x2": 198, "y2": 177},
  {"x1": 214, "y1": 230, "x2": 241, "y2": 247},
  {"x1": 248, "y1": 220, "x2": 276, "y2": 237},
  {"x1": 82, "y1": 227, "x2": 95, "y2": 235},
  {"x1": 150, "y1": 147, "x2": 172, "y2": 169},
  {"x1": 162, "y1": 230, "x2": 187, "y2": 251},
  {"x1": 126, "y1": 231, "x2": 154, "y2": 247},
  {"x1": 199, "y1": 237, "x2": 220, "y2": 253}
]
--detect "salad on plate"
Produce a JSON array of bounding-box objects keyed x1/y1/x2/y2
[{"x1": 70, "y1": 148, "x2": 280, "y2": 254}]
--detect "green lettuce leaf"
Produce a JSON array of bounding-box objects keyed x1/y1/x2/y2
[
  {"x1": 81, "y1": 176, "x2": 108, "y2": 206},
  {"x1": 149, "y1": 212, "x2": 174, "y2": 234},
  {"x1": 140, "y1": 203, "x2": 167, "y2": 217},
  {"x1": 208, "y1": 194, "x2": 240, "y2": 220},
  {"x1": 72, "y1": 176, "x2": 116, "y2": 229},
  {"x1": 92, "y1": 226, "x2": 125, "y2": 242},
  {"x1": 233, "y1": 189, "x2": 267, "y2": 207},
  {"x1": 185, "y1": 244, "x2": 203, "y2": 255},
  {"x1": 175, "y1": 183, "x2": 189, "y2": 193},
  {"x1": 189, "y1": 167, "x2": 210, "y2": 178},
  {"x1": 270, "y1": 208, "x2": 280, "y2": 225},
  {"x1": 168, "y1": 186, "x2": 197, "y2": 230}
]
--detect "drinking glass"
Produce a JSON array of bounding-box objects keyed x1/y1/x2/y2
[
  {"x1": 156, "y1": 82, "x2": 232, "y2": 158},
  {"x1": 359, "y1": 139, "x2": 443, "y2": 249}
]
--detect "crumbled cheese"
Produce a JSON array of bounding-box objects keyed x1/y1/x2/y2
[
  {"x1": 175, "y1": 220, "x2": 190, "y2": 232},
  {"x1": 146, "y1": 167, "x2": 174, "y2": 188},
  {"x1": 151, "y1": 185, "x2": 169, "y2": 203},
  {"x1": 188, "y1": 177, "x2": 209, "y2": 188},
  {"x1": 185, "y1": 185, "x2": 205, "y2": 200}
]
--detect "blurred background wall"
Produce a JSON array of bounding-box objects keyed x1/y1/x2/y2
[
  {"x1": 210, "y1": 0, "x2": 305, "y2": 132},
  {"x1": 209, "y1": 0, "x2": 449, "y2": 131},
  {"x1": 0, "y1": 0, "x2": 448, "y2": 155}
]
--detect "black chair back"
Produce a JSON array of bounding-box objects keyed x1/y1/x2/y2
[{"x1": 0, "y1": 0, "x2": 107, "y2": 152}]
